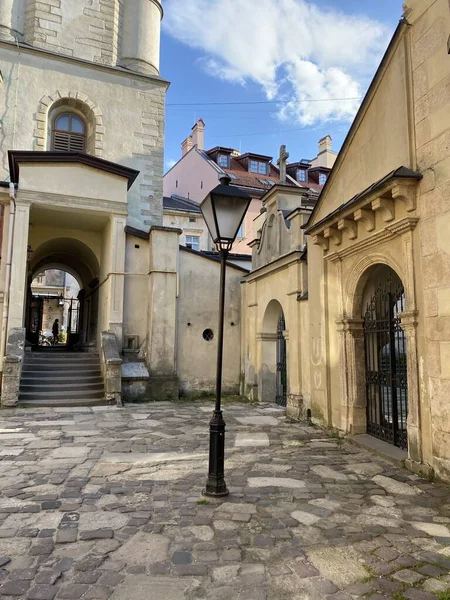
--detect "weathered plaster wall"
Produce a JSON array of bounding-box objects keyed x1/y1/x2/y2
[
  {"x1": 0, "y1": 44, "x2": 167, "y2": 229},
  {"x1": 177, "y1": 250, "x2": 242, "y2": 396},
  {"x1": 123, "y1": 234, "x2": 149, "y2": 354},
  {"x1": 163, "y1": 211, "x2": 211, "y2": 252}
]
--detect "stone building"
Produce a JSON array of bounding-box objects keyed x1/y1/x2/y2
[
  {"x1": 0, "y1": 0, "x2": 244, "y2": 406},
  {"x1": 242, "y1": 0, "x2": 450, "y2": 481}
]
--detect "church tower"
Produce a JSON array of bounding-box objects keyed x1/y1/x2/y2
[{"x1": 121, "y1": 0, "x2": 163, "y2": 75}]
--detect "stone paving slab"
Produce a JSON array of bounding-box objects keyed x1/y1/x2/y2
[{"x1": 0, "y1": 401, "x2": 448, "y2": 599}]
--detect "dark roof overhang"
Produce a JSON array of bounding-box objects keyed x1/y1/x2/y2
[{"x1": 8, "y1": 150, "x2": 140, "y2": 190}]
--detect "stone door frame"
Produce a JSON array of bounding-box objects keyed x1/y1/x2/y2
[{"x1": 336, "y1": 245, "x2": 422, "y2": 466}]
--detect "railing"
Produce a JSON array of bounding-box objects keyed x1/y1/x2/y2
[
  {"x1": 100, "y1": 331, "x2": 123, "y2": 407},
  {"x1": 1, "y1": 328, "x2": 26, "y2": 407}
]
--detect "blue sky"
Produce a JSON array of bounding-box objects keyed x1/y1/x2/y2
[{"x1": 161, "y1": 0, "x2": 403, "y2": 171}]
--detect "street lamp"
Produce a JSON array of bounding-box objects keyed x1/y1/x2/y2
[{"x1": 200, "y1": 175, "x2": 252, "y2": 497}]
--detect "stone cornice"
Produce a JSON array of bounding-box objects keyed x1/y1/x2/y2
[
  {"x1": 17, "y1": 189, "x2": 128, "y2": 215},
  {"x1": 327, "y1": 217, "x2": 419, "y2": 262},
  {"x1": 307, "y1": 170, "x2": 421, "y2": 242},
  {"x1": 243, "y1": 249, "x2": 303, "y2": 282}
]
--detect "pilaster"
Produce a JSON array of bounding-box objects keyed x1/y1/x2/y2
[
  {"x1": 8, "y1": 201, "x2": 30, "y2": 333},
  {"x1": 108, "y1": 215, "x2": 126, "y2": 349},
  {"x1": 399, "y1": 310, "x2": 422, "y2": 464},
  {"x1": 336, "y1": 318, "x2": 365, "y2": 434},
  {"x1": 146, "y1": 226, "x2": 180, "y2": 400}
]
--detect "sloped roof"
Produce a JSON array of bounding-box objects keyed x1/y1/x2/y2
[{"x1": 163, "y1": 194, "x2": 202, "y2": 214}]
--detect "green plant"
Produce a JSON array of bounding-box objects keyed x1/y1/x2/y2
[
  {"x1": 437, "y1": 591, "x2": 450, "y2": 600},
  {"x1": 197, "y1": 499, "x2": 209, "y2": 505},
  {"x1": 392, "y1": 592, "x2": 407, "y2": 600}
]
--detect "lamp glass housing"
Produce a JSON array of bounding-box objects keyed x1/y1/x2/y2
[{"x1": 200, "y1": 177, "x2": 252, "y2": 251}]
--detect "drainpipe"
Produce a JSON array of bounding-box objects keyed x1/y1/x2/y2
[{"x1": 0, "y1": 183, "x2": 17, "y2": 367}]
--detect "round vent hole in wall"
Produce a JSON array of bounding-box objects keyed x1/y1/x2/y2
[{"x1": 203, "y1": 329, "x2": 214, "y2": 341}]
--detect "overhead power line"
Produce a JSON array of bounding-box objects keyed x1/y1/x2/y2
[{"x1": 166, "y1": 96, "x2": 362, "y2": 107}]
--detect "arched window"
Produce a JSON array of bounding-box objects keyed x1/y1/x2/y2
[{"x1": 52, "y1": 113, "x2": 86, "y2": 152}]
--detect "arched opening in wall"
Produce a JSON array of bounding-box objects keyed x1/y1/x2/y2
[
  {"x1": 47, "y1": 99, "x2": 97, "y2": 155},
  {"x1": 260, "y1": 299, "x2": 287, "y2": 405},
  {"x1": 360, "y1": 265, "x2": 408, "y2": 450},
  {"x1": 29, "y1": 269, "x2": 81, "y2": 347},
  {"x1": 27, "y1": 238, "x2": 100, "y2": 351}
]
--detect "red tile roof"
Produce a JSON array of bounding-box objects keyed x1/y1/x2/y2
[{"x1": 223, "y1": 157, "x2": 292, "y2": 193}]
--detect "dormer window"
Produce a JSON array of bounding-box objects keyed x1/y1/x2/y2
[
  {"x1": 319, "y1": 172, "x2": 328, "y2": 185},
  {"x1": 249, "y1": 160, "x2": 268, "y2": 175},
  {"x1": 297, "y1": 169, "x2": 307, "y2": 182},
  {"x1": 218, "y1": 154, "x2": 230, "y2": 168}
]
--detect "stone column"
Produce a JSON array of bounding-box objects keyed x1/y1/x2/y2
[
  {"x1": 336, "y1": 319, "x2": 365, "y2": 434},
  {"x1": 107, "y1": 215, "x2": 126, "y2": 350},
  {"x1": 400, "y1": 310, "x2": 423, "y2": 466},
  {"x1": 120, "y1": 0, "x2": 163, "y2": 75},
  {"x1": 147, "y1": 226, "x2": 180, "y2": 400},
  {"x1": 7, "y1": 201, "x2": 30, "y2": 333}
]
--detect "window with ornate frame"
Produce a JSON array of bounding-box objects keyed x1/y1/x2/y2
[{"x1": 52, "y1": 113, "x2": 86, "y2": 152}]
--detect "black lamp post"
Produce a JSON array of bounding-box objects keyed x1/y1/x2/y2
[{"x1": 200, "y1": 175, "x2": 252, "y2": 497}]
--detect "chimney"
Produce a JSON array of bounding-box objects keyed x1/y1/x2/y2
[
  {"x1": 191, "y1": 119, "x2": 205, "y2": 151},
  {"x1": 318, "y1": 135, "x2": 332, "y2": 154},
  {"x1": 181, "y1": 135, "x2": 193, "y2": 157}
]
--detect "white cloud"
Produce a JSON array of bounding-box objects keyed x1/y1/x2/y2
[
  {"x1": 165, "y1": 158, "x2": 178, "y2": 171},
  {"x1": 163, "y1": 0, "x2": 390, "y2": 125}
]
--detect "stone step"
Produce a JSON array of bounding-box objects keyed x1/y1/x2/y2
[
  {"x1": 22, "y1": 365, "x2": 102, "y2": 374},
  {"x1": 20, "y1": 381, "x2": 104, "y2": 393},
  {"x1": 18, "y1": 388, "x2": 104, "y2": 400},
  {"x1": 18, "y1": 397, "x2": 108, "y2": 408},
  {"x1": 20, "y1": 375, "x2": 103, "y2": 384},
  {"x1": 24, "y1": 356, "x2": 100, "y2": 364}
]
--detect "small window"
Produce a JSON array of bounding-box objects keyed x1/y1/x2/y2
[
  {"x1": 297, "y1": 169, "x2": 307, "y2": 182},
  {"x1": 319, "y1": 173, "x2": 328, "y2": 185},
  {"x1": 218, "y1": 154, "x2": 230, "y2": 168},
  {"x1": 189, "y1": 217, "x2": 196, "y2": 223},
  {"x1": 186, "y1": 235, "x2": 200, "y2": 251},
  {"x1": 249, "y1": 160, "x2": 267, "y2": 175},
  {"x1": 52, "y1": 113, "x2": 86, "y2": 152}
]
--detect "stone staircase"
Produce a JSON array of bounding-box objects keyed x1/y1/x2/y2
[{"x1": 19, "y1": 350, "x2": 106, "y2": 407}]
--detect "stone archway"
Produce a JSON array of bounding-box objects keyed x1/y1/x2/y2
[
  {"x1": 338, "y1": 256, "x2": 422, "y2": 463},
  {"x1": 258, "y1": 300, "x2": 287, "y2": 404},
  {"x1": 28, "y1": 238, "x2": 100, "y2": 347},
  {"x1": 34, "y1": 91, "x2": 104, "y2": 156}
]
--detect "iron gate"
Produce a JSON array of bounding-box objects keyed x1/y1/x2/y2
[
  {"x1": 276, "y1": 313, "x2": 287, "y2": 407},
  {"x1": 363, "y1": 270, "x2": 408, "y2": 450}
]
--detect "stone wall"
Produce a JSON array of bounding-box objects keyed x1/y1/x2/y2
[
  {"x1": 177, "y1": 249, "x2": 243, "y2": 397},
  {"x1": 0, "y1": 43, "x2": 167, "y2": 228},
  {"x1": 24, "y1": 0, "x2": 121, "y2": 64},
  {"x1": 409, "y1": 0, "x2": 450, "y2": 479}
]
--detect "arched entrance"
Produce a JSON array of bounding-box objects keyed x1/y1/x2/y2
[
  {"x1": 260, "y1": 300, "x2": 287, "y2": 405},
  {"x1": 361, "y1": 265, "x2": 408, "y2": 450},
  {"x1": 27, "y1": 238, "x2": 100, "y2": 349}
]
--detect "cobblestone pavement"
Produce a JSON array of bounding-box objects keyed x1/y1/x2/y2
[{"x1": 0, "y1": 401, "x2": 448, "y2": 599}]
